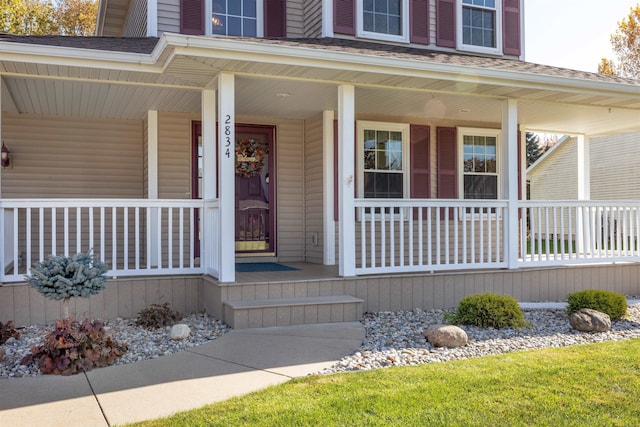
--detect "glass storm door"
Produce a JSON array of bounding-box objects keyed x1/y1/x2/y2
[
  {"x1": 234, "y1": 126, "x2": 274, "y2": 253},
  {"x1": 191, "y1": 123, "x2": 275, "y2": 256}
]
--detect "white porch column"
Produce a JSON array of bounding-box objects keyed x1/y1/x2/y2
[
  {"x1": 322, "y1": 0, "x2": 335, "y2": 37},
  {"x1": 147, "y1": 110, "x2": 159, "y2": 267},
  {"x1": 323, "y1": 110, "x2": 336, "y2": 265},
  {"x1": 217, "y1": 73, "x2": 235, "y2": 282},
  {"x1": 501, "y1": 99, "x2": 519, "y2": 269},
  {"x1": 147, "y1": 0, "x2": 158, "y2": 36},
  {"x1": 338, "y1": 85, "x2": 355, "y2": 277},
  {"x1": 201, "y1": 88, "x2": 217, "y2": 275},
  {"x1": 576, "y1": 135, "x2": 591, "y2": 253}
]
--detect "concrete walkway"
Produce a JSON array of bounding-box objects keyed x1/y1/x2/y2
[{"x1": 0, "y1": 322, "x2": 365, "y2": 427}]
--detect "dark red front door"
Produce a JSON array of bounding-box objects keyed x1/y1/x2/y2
[{"x1": 192, "y1": 123, "x2": 276, "y2": 255}]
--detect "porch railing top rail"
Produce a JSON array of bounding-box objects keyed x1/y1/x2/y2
[
  {"x1": 0, "y1": 199, "x2": 211, "y2": 208},
  {"x1": 354, "y1": 198, "x2": 508, "y2": 208},
  {"x1": 521, "y1": 200, "x2": 640, "y2": 208}
]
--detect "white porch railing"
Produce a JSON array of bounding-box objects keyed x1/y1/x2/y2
[
  {"x1": 520, "y1": 201, "x2": 640, "y2": 266},
  {"x1": 0, "y1": 199, "x2": 215, "y2": 282},
  {"x1": 354, "y1": 199, "x2": 509, "y2": 274}
]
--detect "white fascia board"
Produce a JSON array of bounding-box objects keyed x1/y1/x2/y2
[
  {"x1": 161, "y1": 34, "x2": 640, "y2": 101},
  {"x1": 0, "y1": 42, "x2": 159, "y2": 73}
]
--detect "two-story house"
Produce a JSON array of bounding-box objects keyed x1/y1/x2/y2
[{"x1": 1, "y1": 1, "x2": 640, "y2": 328}]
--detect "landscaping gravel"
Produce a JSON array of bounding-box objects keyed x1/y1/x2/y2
[
  {"x1": 319, "y1": 299, "x2": 640, "y2": 374},
  {"x1": 0, "y1": 312, "x2": 230, "y2": 378},
  {"x1": 2, "y1": 300, "x2": 640, "y2": 378}
]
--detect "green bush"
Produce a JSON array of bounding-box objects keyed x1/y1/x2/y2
[
  {"x1": 20, "y1": 317, "x2": 128, "y2": 375},
  {"x1": 566, "y1": 289, "x2": 627, "y2": 320},
  {"x1": 444, "y1": 293, "x2": 530, "y2": 329}
]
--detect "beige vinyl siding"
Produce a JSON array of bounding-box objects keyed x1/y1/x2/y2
[
  {"x1": 529, "y1": 139, "x2": 578, "y2": 201},
  {"x1": 3, "y1": 114, "x2": 143, "y2": 198},
  {"x1": 429, "y1": 0, "x2": 437, "y2": 48},
  {"x1": 591, "y1": 133, "x2": 640, "y2": 200},
  {"x1": 272, "y1": 118, "x2": 305, "y2": 261},
  {"x1": 158, "y1": 0, "x2": 180, "y2": 35},
  {"x1": 304, "y1": 113, "x2": 324, "y2": 264},
  {"x1": 303, "y1": 0, "x2": 323, "y2": 37},
  {"x1": 122, "y1": 0, "x2": 148, "y2": 37},
  {"x1": 287, "y1": 0, "x2": 304, "y2": 37},
  {"x1": 158, "y1": 112, "x2": 193, "y2": 199}
]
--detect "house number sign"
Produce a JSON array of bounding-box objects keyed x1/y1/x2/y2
[{"x1": 224, "y1": 114, "x2": 233, "y2": 159}]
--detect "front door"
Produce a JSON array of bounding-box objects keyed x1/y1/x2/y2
[
  {"x1": 234, "y1": 126, "x2": 275, "y2": 253},
  {"x1": 191, "y1": 123, "x2": 276, "y2": 255}
]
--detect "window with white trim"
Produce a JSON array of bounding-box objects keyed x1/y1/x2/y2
[
  {"x1": 357, "y1": 121, "x2": 410, "y2": 208},
  {"x1": 457, "y1": 0, "x2": 502, "y2": 54},
  {"x1": 211, "y1": 0, "x2": 262, "y2": 36},
  {"x1": 357, "y1": 0, "x2": 410, "y2": 43},
  {"x1": 459, "y1": 127, "x2": 500, "y2": 201}
]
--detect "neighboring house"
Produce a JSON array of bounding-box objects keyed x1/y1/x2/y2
[
  {"x1": 527, "y1": 133, "x2": 640, "y2": 244},
  {"x1": 528, "y1": 133, "x2": 640, "y2": 201},
  {"x1": 2, "y1": 0, "x2": 640, "y2": 327}
]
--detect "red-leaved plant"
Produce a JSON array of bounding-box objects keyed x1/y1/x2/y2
[{"x1": 21, "y1": 317, "x2": 128, "y2": 375}]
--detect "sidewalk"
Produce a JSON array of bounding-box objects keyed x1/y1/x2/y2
[{"x1": 0, "y1": 322, "x2": 365, "y2": 427}]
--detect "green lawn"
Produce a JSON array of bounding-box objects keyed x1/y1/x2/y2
[
  {"x1": 131, "y1": 339, "x2": 640, "y2": 427},
  {"x1": 527, "y1": 238, "x2": 576, "y2": 254}
]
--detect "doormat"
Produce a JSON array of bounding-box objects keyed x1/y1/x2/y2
[{"x1": 235, "y1": 262, "x2": 299, "y2": 273}]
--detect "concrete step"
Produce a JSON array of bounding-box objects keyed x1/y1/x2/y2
[{"x1": 223, "y1": 295, "x2": 364, "y2": 329}]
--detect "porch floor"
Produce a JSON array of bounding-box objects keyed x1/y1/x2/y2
[{"x1": 232, "y1": 262, "x2": 340, "y2": 284}]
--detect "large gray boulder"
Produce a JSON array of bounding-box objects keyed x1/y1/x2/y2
[
  {"x1": 425, "y1": 324, "x2": 469, "y2": 348},
  {"x1": 569, "y1": 308, "x2": 611, "y2": 332}
]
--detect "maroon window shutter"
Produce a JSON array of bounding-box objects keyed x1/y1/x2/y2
[
  {"x1": 334, "y1": 0, "x2": 355, "y2": 35},
  {"x1": 436, "y1": 0, "x2": 455, "y2": 48},
  {"x1": 436, "y1": 127, "x2": 457, "y2": 198},
  {"x1": 410, "y1": 0, "x2": 429, "y2": 44},
  {"x1": 502, "y1": 0, "x2": 521, "y2": 56},
  {"x1": 410, "y1": 125, "x2": 430, "y2": 198},
  {"x1": 265, "y1": 0, "x2": 287, "y2": 37},
  {"x1": 180, "y1": 0, "x2": 204, "y2": 35},
  {"x1": 411, "y1": 125, "x2": 430, "y2": 220}
]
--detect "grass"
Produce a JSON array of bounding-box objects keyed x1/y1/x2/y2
[
  {"x1": 131, "y1": 339, "x2": 640, "y2": 427},
  {"x1": 527, "y1": 238, "x2": 576, "y2": 255}
]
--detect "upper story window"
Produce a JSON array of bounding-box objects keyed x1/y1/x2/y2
[
  {"x1": 357, "y1": 0, "x2": 410, "y2": 43},
  {"x1": 457, "y1": 0, "x2": 502, "y2": 54},
  {"x1": 211, "y1": 0, "x2": 263, "y2": 37}
]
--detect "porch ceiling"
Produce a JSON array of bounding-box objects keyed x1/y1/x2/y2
[{"x1": 3, "y1": 73, "x2": 638, "y2": 137}]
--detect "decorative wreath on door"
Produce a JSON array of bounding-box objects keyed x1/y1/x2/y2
[{"x1": 235, "y1": 138, "x2": 266, "y2": 178}]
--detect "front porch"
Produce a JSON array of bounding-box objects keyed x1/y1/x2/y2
[{"x1": 3, "y1": 35, "x2": 640, "y2": 326}]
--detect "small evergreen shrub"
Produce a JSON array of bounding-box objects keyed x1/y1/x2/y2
[
  {"x1": 0, "y1": 320, "x2": 20, "y2": 344},
  {"x1": 20, "y1": 317, "x2": 128, "y2": 375},
  {"x1": 444, "y1": 293, "x2": 530, "y2": 329},
  {"x1": 24, "y1": 251, "x2": 108, "y2": 318},
  {"x1": 136, "y1": 302, "x2": 180, "y2": 329},
  {"x1": 566, "y1": 289, "x2": 627, "y2": 320}
]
